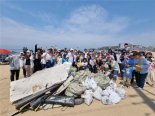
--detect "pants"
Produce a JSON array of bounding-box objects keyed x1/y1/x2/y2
[
  {"x1": 42, "y1": 64, "x2": 46, "y2": 69},
  {"x1": 46, "y1": 60, "x2": 54, "y2": 68},
  {"x1": 135, "y1": 71, "x2": 140, "y2": 85},
  {"x1": 136, "y1": 73, "x2": 148, "y2": 88},
  {"x1": 25, "y1": 65, "x2": 33, "y2": 77},
  {"x1": 10, "y1": 70, "x2": 20, "y2": 81},
  {"x1": 119, "y1": 63, "x2": 123, "y2": 77},
  {"x1": 131, "y1": 70, "x2": 135, "y2": 84},
  {"x1": 123, "y1": 77, "x2": 131, "y2": 87},
  {"x1": 34, "y1": 59, "x2": 42, "y2": 73},
  {"x1": 93, "y1": 65, "x2": 97, "y2": 73},
  {"x1": 112, "y1": 70, "x2": 118, "y2": 81},
  {"x1": 23, "y1": 67, "x2": 26, "y2": 77},
  {"x1": 146, "y1": 70, "x2": 155, "y2": 86}
]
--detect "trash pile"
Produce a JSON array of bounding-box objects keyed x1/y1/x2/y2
[{"x1": 10, "y1": 62, "x2": 126, "y2": 115}]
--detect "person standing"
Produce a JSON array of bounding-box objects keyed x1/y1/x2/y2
[
  {"x1": 19, "y1": 52, "x2": 26, "y2": 77},
  {"x1": 66, "y1": 48, "x2": 75, "y2": 65},
  {"x1": 123, "y1": 63, "x2": 134, "y2": 88},
  {"x1": 24, "y1": 50, "x2": 34, "y2": 77},
  {"x1": 136, "y1": 52, "x2": 150, "y2": 89},
  {"x1": 42, "y1": 49, "x2": 53, "y2": 68},
  {"x1": 128, "y1": 53, "x2": 136, "y2": 84},
  {"x1": 5, "y1": 54, "x2": 20, "y2": 81},
  {"x1": 34, "y1": 49, "x2": 42, "y2": 72}
]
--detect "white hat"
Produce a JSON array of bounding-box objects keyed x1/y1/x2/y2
[
  {"x1": 70, "y1": 48, "x2": 74, "y2": 51},
  {"x1": 26, "y1": 50, "x2": 31, "y2": 53}
]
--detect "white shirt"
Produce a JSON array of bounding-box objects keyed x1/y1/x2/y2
[
  {"x1": 116, "y1": 54, "x2": 122, "y2": 63},
  {"x1": 66, "y1": 52, "x2": 74, "y2": 63},
  {"x1": 82, "y1": 62, "x2": 88, "y2": 67},
  {"x1": 6, "y1": 55, "x2": 20, "y2": 70},
  {"x1": 41, "y1": 53, "x2": 53, "y2": 64}
]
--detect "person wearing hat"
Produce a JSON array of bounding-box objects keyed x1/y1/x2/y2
[{"x1": 66, "y1": 48, "x2": 75, "y2": 65}]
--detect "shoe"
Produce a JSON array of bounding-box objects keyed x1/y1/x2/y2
[
  {"x1": 137, "y1": 87, "x2": 143, "y2": 90},
  {"x1": 133, "y1": 85, "x2": 139, "y2": 88},
  {"x1": 146, "y1": 82, "x2": 149, "y2": 85}
]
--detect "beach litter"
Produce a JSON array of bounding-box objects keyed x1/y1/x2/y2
[{"x1": 10, "y1": 63, "x2": 126, "y2": 116}]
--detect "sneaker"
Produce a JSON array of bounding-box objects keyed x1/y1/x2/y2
[
  {"x1": 133, "y1": 85, "x2": 139, "y2": 88},
  {"x1": 137, "y1": 87, "x2": 143, "y2": 90}
]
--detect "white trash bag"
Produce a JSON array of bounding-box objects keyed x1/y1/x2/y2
[
  {"x1": 109, "y1": 80, "x2": 117, "y2": 89},
  {"x1": 109, "y1": 91, "x2": 121, "y2": 104},
  {"x1": 101, "y1": 96, "x2": 111, "y2": 105},
  {"x1": 82, "y1": 90, "x2": 93, "y2": 106},
  {"x1": 83, "y1": 77, "x2": 97, "y2": 90},
  {"x1": 93, "y1": 86, "x2": 102, "y2": 100},
  {"x1": 101, "y1": 89, "x2": 110, "y2": 96},
  {"x1": 101, "y1": 86, "x2": 122, "y2": 105},
  {"x1": 115, "y1": 87, "x2": 126, "y2": 99}
]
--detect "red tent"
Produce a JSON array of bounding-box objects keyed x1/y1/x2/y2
[{"x1": 0, "y1": 49, "x2": 12, "y2": 54}]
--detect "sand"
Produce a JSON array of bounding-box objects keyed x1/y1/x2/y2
[{"x1": 0, "y1": 65, "x2": 155, "y2": 116}]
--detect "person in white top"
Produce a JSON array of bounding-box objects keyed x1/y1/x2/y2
[
  {"x1": 66, "y1": 48, "x2": 74, "y2": 64},
  {"x1": 24, "y1": 50, "x2": 34, "y2": 77},
  {"x1": 41, "y1": 49, "x2": 53, "y2": 68},
  {"x1": 5, "y1": 54, "x2": 20, "y2": 81}
]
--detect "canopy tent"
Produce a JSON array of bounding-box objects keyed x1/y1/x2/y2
[{"x1": 0, "y1": 49, "x2": 12, "y2": 54}]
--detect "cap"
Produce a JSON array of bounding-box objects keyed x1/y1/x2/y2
[{"x1": 70, "y1": 48, "x2": 74, "y2": 51}]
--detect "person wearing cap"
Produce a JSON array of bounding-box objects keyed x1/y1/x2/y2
[{"x1": 66, "y1": 48, "x2": 75, "y2": 65}]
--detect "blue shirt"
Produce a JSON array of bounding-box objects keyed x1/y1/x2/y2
[
  {"x1": 123, "y1": 67, "x2": 134, "y2": 78},
  {"x1": 62, "y1": 58, "x2": 68, "y2": 64},
  {"x1": 140, "y1": 58, "x2": 149, "y2": 74},
  {"x1": 128, "y1": 58, "x2": 136, "y2": 68}
]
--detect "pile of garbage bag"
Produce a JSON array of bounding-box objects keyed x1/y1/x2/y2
[{"x1": 10, "y1": 63, "x2": 126, "y2": 115}]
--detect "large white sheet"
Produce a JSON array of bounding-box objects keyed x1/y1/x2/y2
[{"x1": 10, "y1": 62, "x2": 71, "y2": 103}]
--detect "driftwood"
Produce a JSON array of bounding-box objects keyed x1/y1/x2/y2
[{"x1": 15, "y1": 82, "x2": 63, "y2": 110}]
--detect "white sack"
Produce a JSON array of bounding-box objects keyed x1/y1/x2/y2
[
  {"x1": 83, "y1": 77, "x2": 97, "y2": 90},
  {"x1": 93, "y1": 86, "x2": 102, "y2": 100},
  {"x1": 82, "y1": 90, "x2": 93, "y2": 106}
]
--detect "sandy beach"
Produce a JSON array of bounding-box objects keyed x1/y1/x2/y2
[{"x1": 0, "y1": 65, "x2": 155, "y2": 116}]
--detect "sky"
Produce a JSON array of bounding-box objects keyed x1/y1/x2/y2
[{"x1": 0, "y1": 0, "x2": 155, "y2": 50}]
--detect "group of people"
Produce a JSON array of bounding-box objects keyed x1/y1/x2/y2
[{"x1": 6, "y1": 43, "x2": 155, "y2": 89}]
